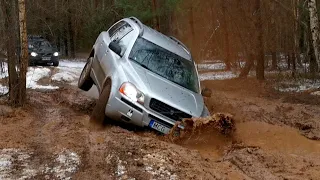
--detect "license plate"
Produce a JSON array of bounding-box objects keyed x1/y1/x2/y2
[
  {"x1": 42, "y1": 57, "x2": 51, "y2": 61},
  {"x1": 149, "y1": 120, "x2": 171, "y2": 134}
]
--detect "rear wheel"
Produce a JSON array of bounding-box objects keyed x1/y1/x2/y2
[
  {"x1": 78, "y1": 57, "x2": 94, "y2": 91},
  {"x1": 90, "y1": 79, "x2": 112, "y2": 125}
]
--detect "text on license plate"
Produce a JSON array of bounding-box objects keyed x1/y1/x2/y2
[
  {"x1": 42, "y1": 57, "x2": 51, "y2": 61},
  {"x1": 149, "y1": 120, "x2": 171, "y2": 134}
]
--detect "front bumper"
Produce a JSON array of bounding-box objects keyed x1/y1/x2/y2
[
  {"x1": 29, "y1": 56, "x2": 59, "y2": 65},
  {"x1": 105, "y1": 92, "x2": 179, "y2": 134}
]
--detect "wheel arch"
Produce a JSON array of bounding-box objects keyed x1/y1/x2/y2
[
  {"x1": 101, "y1": 76, "x2": 112, "y2": 90},
  {"x1": 89, "y1": 48, "x2": 95, "y2": 58}
]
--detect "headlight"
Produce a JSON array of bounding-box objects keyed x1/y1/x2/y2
[
  {"x1": 119, "y1": 82, "x2": 145, "y2": 104},
  {"x1": 53, "y1": 52, "x2": 59, "y2": 56},
  {"x1": 30, "y1": 52, "x2": 38, "y2": 57}
]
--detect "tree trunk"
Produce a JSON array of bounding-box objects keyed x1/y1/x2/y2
[
  {"x1": 1, "y1": 0, "x2": 20, "y2": 105},
  {"x1": 188, "y1": 7, "x2": 197, "y2": 58},
  {"x1": 271, "y1": 52, "x2": 277, "y2": 70},
  {"x1": 151, "y1": 0, "x2": 160, "y2": 31},
  {"x1": 308, "y1": 0, "x2": 320, "y2": 70},
  {"x1": 68, "y1": 0, "x2": 75, "y2": 58},
  {"x1": 294, "y1": 0, "x2": 302, "y2": 67},
  {"x1": 239, "y1": 54, "x2": 254, "y2": 78},
  {"x1": 221, "y1": 0, "x2": 231, "y2": 71},
  {"x1": 255, "y1": 0, "x2": 265, "y2": 80},
  {"x1": 309, "y1": 40, "x2": 318, "y2": 75},
  {"x1": 18, "y1": 0, "x2": 28, "y2": 105},
  {"x1": 287, "y1": 54, "x2": 291, "y2": 69},
  {"x1": 308, "y1": 16, "x2": 319, "y2": 75},
  {"x1": 292, "y1": 53, "x2": 296, "y2": 77}
]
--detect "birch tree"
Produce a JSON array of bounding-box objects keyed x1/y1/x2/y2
[{"x1": 308, "y1": 0, "x2": 320, "y2": 71}]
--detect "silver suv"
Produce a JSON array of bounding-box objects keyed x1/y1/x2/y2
[{"x1": 78, "y1": 17, "x2": 210, "y2": 134}]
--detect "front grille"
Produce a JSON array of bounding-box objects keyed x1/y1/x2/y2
[
  {"x1": 39, "y1": 53, "x2": 52, "y2": 56},
  {"x1": 149, "y1": 98, "x2": 192, "y2": 121}
]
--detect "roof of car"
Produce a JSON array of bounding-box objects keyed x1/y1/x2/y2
[{"x1": 124, "y1": 17, "x2": 192, "y2": 61}]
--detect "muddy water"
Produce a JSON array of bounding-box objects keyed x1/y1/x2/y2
[
  {"x1": 183, "y1": 121, "x2": 320, "y2": 160},
  {"x1": 179, "y1": 130, "x2": 232, "y2": 160},
  {"x1": 235, "y1": 121, "x2": 320, "y2": 155}
]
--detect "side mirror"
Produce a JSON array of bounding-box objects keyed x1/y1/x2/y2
[
  {"x1": 109, "y1": 41, "x2": 122, "y2": 57},
  {"x1": 201, "y1": 88, "x2": 212, "y2": 98}
]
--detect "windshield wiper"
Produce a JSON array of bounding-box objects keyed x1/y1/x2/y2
[{"x1": 139, "y1": 63, "x2": 150, "y2": 70}]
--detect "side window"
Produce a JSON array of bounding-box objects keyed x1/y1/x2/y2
[
  {"x1": 108, "y1": 21, "x2": 126, "y2": 37},
  {"x1": 109, "y1": 22, "x2": 134, "y2": 54},
  {"x1": 110, "y1": 23, "x2": 133, "y2": 43}
]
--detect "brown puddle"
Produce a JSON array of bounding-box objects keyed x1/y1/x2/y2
[
  {"x1": 179, "y1": 121, "x2": 320, "y2": 160},
  {"x1": 235, "y1": 121, "x2": 320, "y2": 155},
  {"x1": 178, "y1": 130, "x2": 232, "y2": 160}
]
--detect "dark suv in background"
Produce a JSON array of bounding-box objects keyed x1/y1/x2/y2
[{"x1": 28, "y1": 35, "x2": 59, "y2": 66}]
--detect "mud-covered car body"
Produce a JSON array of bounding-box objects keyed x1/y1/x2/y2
[
  {"x1": 79, "y1": 17, "x2": 209, "y2": 134},
  {"x1": 28, "y1": 36, "x2": 59, "y2": 66}
]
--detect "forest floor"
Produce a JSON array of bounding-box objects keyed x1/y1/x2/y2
[{"x1": 0, "y1": 60, "x2": 320, "y2": 179}]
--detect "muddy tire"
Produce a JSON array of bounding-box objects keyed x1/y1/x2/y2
[
  {"x1": 78, "y1": 57, "x2": 94, "y2": 91},
  {"x1": 53, "y1": 61, "x2": 59, "y2": 67},
  {"x1": 90, "y1": 79, "x2": 111, "y2": 125}
]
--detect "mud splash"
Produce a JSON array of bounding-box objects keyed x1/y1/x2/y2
[{"x1": 167, "y1": 113, "x2": 236, "y2": 159}]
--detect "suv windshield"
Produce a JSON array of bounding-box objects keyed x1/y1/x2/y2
[
  {"x1": 129, "y1": 37, "x2": 199, "y2": 93},
  {"x1": 28, "y1": 40, "x2": 52, "y2": 49}
]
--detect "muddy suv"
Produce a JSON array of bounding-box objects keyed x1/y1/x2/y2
[
  {"x1": 78, "y1": 17, "x2": 210, "y2": 134},
  {"x1": 28, "y1": 35, "x2": 59, "y2": 66}
]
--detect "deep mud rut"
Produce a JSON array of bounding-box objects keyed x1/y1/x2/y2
[{"x1": 0, "y1": 79, "x2": 320, "y2": 179}]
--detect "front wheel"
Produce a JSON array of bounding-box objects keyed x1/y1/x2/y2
[
  {"x1": 90, "y1": 79, "x2": 112, "y2": 125},
  {"x1": 78, "y1": 57, "x2": 94, "y2": 91},
  {"x1": 53, "y1": 61, "x2": 59, "y2": 67}
]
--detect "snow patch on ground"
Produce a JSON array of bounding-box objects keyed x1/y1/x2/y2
[
  {"x1": 116, "y1": 159, "x2": 127, "y2": 178},
  {"x1": 51, "y1": 149, "x2": 81, "y2": 180},
  {"x1": 52, "y1": 71, "x2": 78, "y2": 83},
  {"x1": 142, "y1": 153, "x2": 177, "y2": 180},
  {"x1": 197, "y1": 63, "x2": 226, "y2": 71},
  {"x1": 52, "y1": 60, "x2": 85, "y2": 85},
  {"x1": 0, "y1": 148, "x2": 80, "y2": 180},
  {"x1": 199, "y1": 71, "x2": 238, "y2": 81},
  {"x1": 202, "y1": 59, "x2": 222, "y2": 63},
  {"x1": 0, "y1": 60, "x2": 86, "y2": 94},
  {"x1": 0, "y1": 148, "x2": 34, "y2": 180},
  {"x1": 311, "y1": 91, "x2": 320, "y2": 96},
  {"x1": 0, "y1": 62, "x2": 8, "y2": 79},
  {"x1": 0, "y1": 84, "x2": 8, "y2": 95},
  {"x1": 59, "y1": 59, "x2": 86, "y2": 68},
  {"x1": 276, "y1": 79, "x2": 320, "y2": 93},
  {"x1": 27, "y1": 67, "x2": 58, "y2": 90}
]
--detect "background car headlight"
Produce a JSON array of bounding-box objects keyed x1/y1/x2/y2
[
  {"x1": 53, "y1": 52, "x2": 59, "y2": 56},
  {"x1": 119, "y1": 82, "x2": 145, "y2": 104},
  {"x1": 30, "y1": 52, "x2": 37, "y2": 57}
]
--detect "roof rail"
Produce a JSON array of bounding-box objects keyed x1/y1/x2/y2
[
  {"x1": 129, "y1": 17, "x2": 144, "y2": 36},
  {"x1": 169, "y1": 36, "x2": 190, "y2": 54},
  {"x1": 27, "y1": 35, "x2": 44, "y2": 38}
]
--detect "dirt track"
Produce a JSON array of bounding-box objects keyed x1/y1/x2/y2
[{"x1": 1, "y1": 78, "x2": 320, "y2": 179}]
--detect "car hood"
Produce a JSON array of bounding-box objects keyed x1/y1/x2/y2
[{"x1": 124, "y1": 61, "x2": 204, "y2": 117}]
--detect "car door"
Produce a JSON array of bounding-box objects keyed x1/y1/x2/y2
[
  {"x1": 98, "y1": 21, "x2": 134, "y2": 87},
  {"x1": 94, "y1": 21, "x2": 127, "y2": 90}
]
